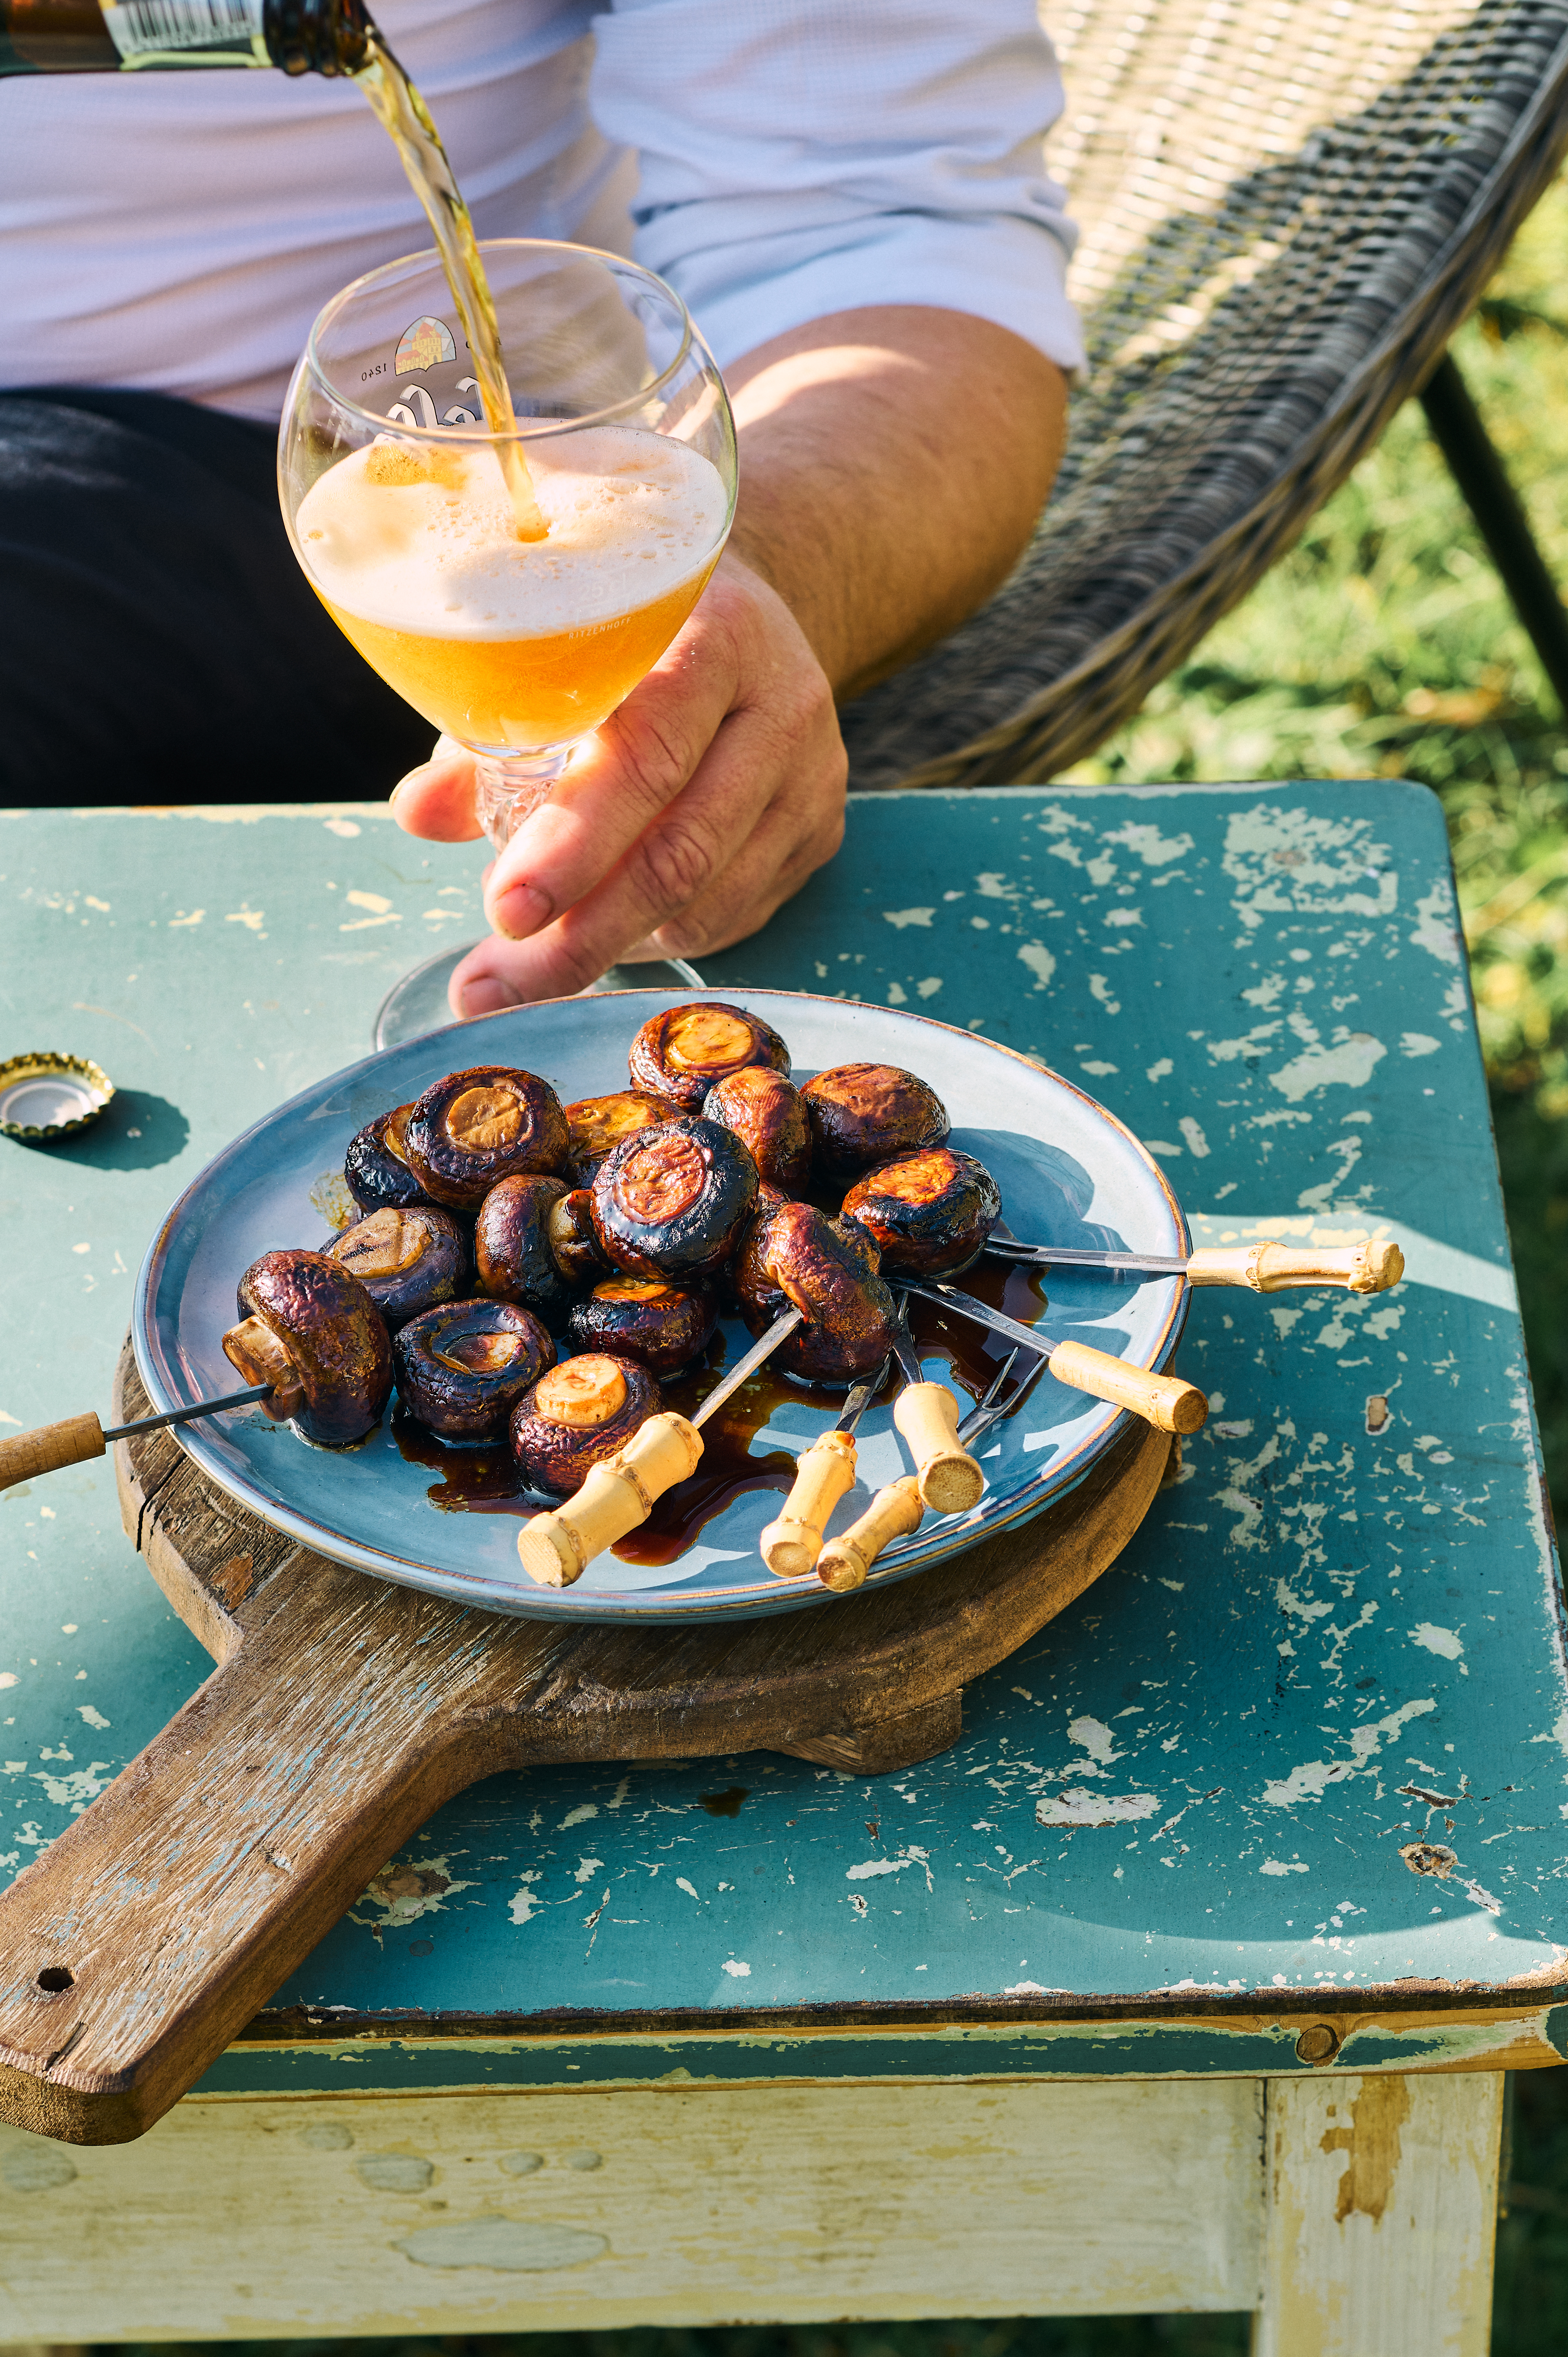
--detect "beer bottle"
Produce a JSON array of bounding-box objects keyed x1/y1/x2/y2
[{"x1": 0, "y1": 0, "x2": 372, "y2": 75}]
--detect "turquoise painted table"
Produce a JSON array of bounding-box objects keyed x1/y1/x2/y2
[{"x1": 0, "y1": 785, "x2": 1560, "y2": 2351}]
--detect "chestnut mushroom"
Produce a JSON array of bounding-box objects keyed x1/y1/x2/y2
[
  {"x1": 510, "y1": 1353, "x2": 663, "y2": 1496},
  {"x1": 393, "y1": 1298, "x2": 555, "y2": 1443},
  {"x1": 628, "y1": 1001, "x2": 790, "y2": 1112},
  {"x1": 567, "y1": 1279, "x2": 718, "y2": 1376},
  {"x1": 403, "y1": 1065, "x2": 570, "y2": 1210},
  {"x1": 344, "y1": 1102, "x2": 434, "y2": 1214},
  {"x1": 474, "y1": 1174, "x2": 575, "y2": 1331},
  {"x1": 840, "y1": 1148, "x2": 1001, "y2": 1277},
  {"x1": 225, "y1": 1248, "x2": 393, "y2": 1446},
  {"x1": 800, "y1": 1063, "x2": 949, "y2": 1182},
  {"x1": 563, "y1": 1090, "x2": 682, "y2": 1186},
  {"x1": 547, "y1": 1187, "x2": 611, "y2": 1288},
  {"x1": 326, "y1": 1205, "x2": 471, "y2": 1330},
  {"x1": 591, "y1": 1116, "x2": 758, "y2": 1282},
  {"x1": 734, "y1": 1200, "x2": 899, "y2": 1383},
  {"x1": 702, "y1": 1065, "x2": 811, "y2": 1191}
]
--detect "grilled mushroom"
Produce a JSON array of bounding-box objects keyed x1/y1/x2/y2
[
  {"x1": 628, "y1": 1001, "x2": 790, "y2": 1111},
  {"x1": 563, "y1": 1090, "x2": 682, "y2": 1185},
  {"x1": 224, "y1": 1249, "x2": 393, "y2": 1446},
  {"x1": 800, "y1": 1063, "x2": 949, "y2": 1182},
  {"x1": 326, "y1": 1205, "x2": 471, "y2": 1330},
  {"x1": 567, "y1": 1279, "x2": 718, "y2": 1375},
  {"x1": 840, "y1": 1147, "x2": 1001, "y2": 1277},
  {"x1": 344, "y1": 1103, "x2": 433, "y2": 1214},
  {"x1": 734, "y1": 1200, "x2": 899, "y2": 1383},
  {"x1": 591, "y1": 1116, "x2": 758, "y2": 1281},
  {"x1": 547, "y1": 1187, "x2": 611, "y2": 1288},
  {"x1": 510, "y1": 1354, "x2": 662, "y2": 1495},
  {"x1": 393, "y1": 1298, "x2": 555, "y2": 1443},
  {"x1": 474, "y1": 1174, "x2": 575, "y2": 1331},
  {"x1": 702, "y1": 1065, "x2": 811, "y2": 1190},
  {"x1": 403, "y1": 1065, "x2": 570, "y2": 1209}
]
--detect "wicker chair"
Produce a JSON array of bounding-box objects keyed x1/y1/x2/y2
[{"x1": 839, "y1": 0, "x2": 1568, "y2": 792}]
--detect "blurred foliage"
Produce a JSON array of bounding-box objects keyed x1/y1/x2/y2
[{"x1": 1063, "y1": 170, "x2": 1568, "y2": 1517}]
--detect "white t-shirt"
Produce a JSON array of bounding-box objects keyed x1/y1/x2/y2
[{"x1": 1, "y1": 0, "x2": 1084, "y2": 420}]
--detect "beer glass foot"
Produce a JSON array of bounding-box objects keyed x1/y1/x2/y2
[
  {"x1": 373, "y1": 943, "x2": 706, "y2": 1050},
  {"x1": 475, "y1": 745, "x2": 577, "y2": 851}
]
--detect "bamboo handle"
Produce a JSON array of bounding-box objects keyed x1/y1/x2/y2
[
  {"x1": 817, "y1": 1475, "x2": 925, "y2": 1593},
  {"x1": 0, "y1": 1412, "x2": 106, "y2": 1493},
  {"x1": 1047, "y1": 1340, "x2": 1208, "y2": 1435},
  {"x1": 760, "y1": 1430, "x2": 859, "y2": 1579},
  {"x1": 1186, "y1": 1238, "x2": 1403, "y2": 1294},
  {"x1": 516, "y1": 1411, "x2": 703, "y2": 1588},
  {"x1": 893, "y1": 1380, "x2": 984, "y2": 1513}
]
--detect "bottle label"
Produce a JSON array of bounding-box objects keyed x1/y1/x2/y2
[{"x1": 100, "y1": 0, "x2": 267, "y2": 61}]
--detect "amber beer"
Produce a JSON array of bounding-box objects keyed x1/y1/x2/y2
[{"x1": 293, "y1": 428, "x2": 729, "y2": 751}]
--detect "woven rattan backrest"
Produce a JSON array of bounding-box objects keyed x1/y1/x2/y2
[{"x1": 840, "y1": 0, "x2": 1568, "y2": 790}]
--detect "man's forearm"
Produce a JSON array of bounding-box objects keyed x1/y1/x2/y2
[{"x1": 723, "y1": 305, "x2": 1068, "y2": 704}]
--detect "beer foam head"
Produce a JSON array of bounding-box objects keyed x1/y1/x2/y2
[{"x1": 295, "y1": 426, "x2": 728, "y2": 640}]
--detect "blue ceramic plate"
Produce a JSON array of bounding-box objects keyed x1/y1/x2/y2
[{"x1": 133, "y1": 991, "x2": 1187, "y2": 1622}]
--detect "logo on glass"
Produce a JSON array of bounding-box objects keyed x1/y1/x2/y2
[{"x1": 395, "y1": 316, "x2": 457, "y2": 376}]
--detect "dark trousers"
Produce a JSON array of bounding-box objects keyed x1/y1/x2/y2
[{"x1": 0, "y1": 388, "x2": 434, "y2": 807}]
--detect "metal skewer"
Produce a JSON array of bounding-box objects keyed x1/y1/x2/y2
[
  {"x1": 984, "y1": 1232, "x2": 1404, "y2": 1294},
  {"x1": 517, "y1": 1307, "x2": 805, "y2": 1588},
  {"x1": 904, "y1": 1281, "x2": 1209, "y2": 1436},
  {"x1": 0, "y1": 1383, "x2": 277, "y2": 1494},
  {"x1": 759, "y1": 1354, "x2": 891, "y2": 1579},
  {"x1": 817, "y1": 1346, "x2": 1049, "y2": 1593}
]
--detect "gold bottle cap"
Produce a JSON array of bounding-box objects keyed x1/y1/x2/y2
[{"x1": 0, "y1": 1053, "x2": 115, "y2": 1142}]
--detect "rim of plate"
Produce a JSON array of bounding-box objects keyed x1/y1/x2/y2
[{"x1": 132, "y1": 988, "x2": 1190, "y2": 1620}]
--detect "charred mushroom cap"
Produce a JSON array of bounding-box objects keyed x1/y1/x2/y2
[
  {"x1": 591, "y1": 1116, "x2": 758, "y2": 1281},
  {"x1": 702, "y1": 1065, "x2": 812, "y2": 1190},
  {"x1": 510, "y1": 1353, "x2": 662, "y2": 1496},
  {"x1": 563, "y1": 1090, "x2": 683, "y2": 1186},
  {"x1": 801, "y1": 1063, "x2": 950, "y2": 1182},
  {"x1": 393, "y1": 1297, "x2": 555, "y2": 1443},
  {"x1": 567, "y1": 1278, "x2": 718, "y2": 1375},
  {"x1": 403, "y1": 1065, "x2": 570, "y2": 1209},
  {"x1": 840, "y1": 1148, "x2": 1002, "y2": 1277},
  {"x1": 547, "y1": 1187, "x2": 610, "y2": 1288},
  {"x1": 734, "y1": 1200, "x2": 899, "y2": 1383},
  {"x1": 627, "y1": 1001, "x2": 790, "y2": 1112},
  {"x1": 233, "y1": 1248, "x2": 393, "y2": 1446},
  {"x1": 326, "y1": 1206, "x2": 471, "y2": 1330},
  {"x1": 474, "y1": 1174, "x2": 576, "y2": 1331},
  {"x1": 344, "y1": 1103, "x2": 434, "y2": 1213}
]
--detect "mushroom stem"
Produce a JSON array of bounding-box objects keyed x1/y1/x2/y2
[{"x1": 221, "y1": 1317, "x2": 305, "y2": 1422}]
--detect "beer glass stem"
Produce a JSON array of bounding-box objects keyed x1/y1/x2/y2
[{"x1": 475, "y1": 745, "x2": 577, "y2": 851}]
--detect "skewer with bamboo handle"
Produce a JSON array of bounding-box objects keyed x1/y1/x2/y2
[
  {"x1": 889, "y1": 1310, "x2": 984, "y2": 1513},
  {"x1": 518, "y1": 1308, "x2": 804, "y2": 1589},
  {"x1": 0, "y1": 1377, "x2": 278, "y2": 1491},
  {"x1": 903, "y1": 1281, "x2": 1208, "y2": 1437},
  {"x1": 986, "y1": 1234, "x2": 1403, "y2": 1293},
  {"x1": 819, "y1": 1348, "x2": 1046, "y2": 1593},
  {"x1": 759, "y1": 1358, "x2": 887, "y2": 1579}
]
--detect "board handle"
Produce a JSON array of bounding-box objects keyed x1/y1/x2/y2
[
  {"x1": 0, "y1": 1413, "x2": 105, "y2": 1493},
  {"x1": 893, "y1": 1381, "x2": 984, "y2": 1513},
  {"x1": 760, "y1": 1431, "x2": 858, "y2": 1579},
  {"x1": 818, "y1": 1476, "x2": 925, "y2": 1592},
  {"x1": 1186, "y1": 1238, "x2": 1403, "y2": 1294},
  {"x1": 517, "y1": 1412, "x2": 703, "y2": 1588},
  {"x1": 1048, "y1": 1340, "x2": 1207, "y2": 1435}
]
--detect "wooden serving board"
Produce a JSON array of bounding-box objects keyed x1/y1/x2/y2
[{"x1": 0, "y1": 1344, "x2": 1169, "y2": 2147}]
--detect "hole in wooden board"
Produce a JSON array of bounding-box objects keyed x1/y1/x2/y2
[{"x1": 35, "y1": 1965, "x2": 73, "y2": 1994}]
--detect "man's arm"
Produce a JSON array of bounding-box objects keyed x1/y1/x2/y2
[{"x1": 392, "y1": 304, "x2": 1067, "y2": 1012}]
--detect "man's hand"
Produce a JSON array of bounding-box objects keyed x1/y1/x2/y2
[
  {"x1": 389, "y1": 550, "x2": 846, "y2": 1014},
  {"x1": 391, "y1": 306, "x2": 1066, "y2": 1013}
]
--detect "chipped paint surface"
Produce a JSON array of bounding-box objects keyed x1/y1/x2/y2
[{"x1": 4, "y1": 787, "x2": 1565, "y2": 2084}]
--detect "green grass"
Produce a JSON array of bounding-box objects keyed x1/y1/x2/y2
[{"x1": 98, "y1": 177, "x2": 1568, "y2": 2357}]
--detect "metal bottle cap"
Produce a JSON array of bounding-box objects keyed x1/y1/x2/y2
[{"x1": 0, "y1": 1053, "x2": 115, "y2": 1142}]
